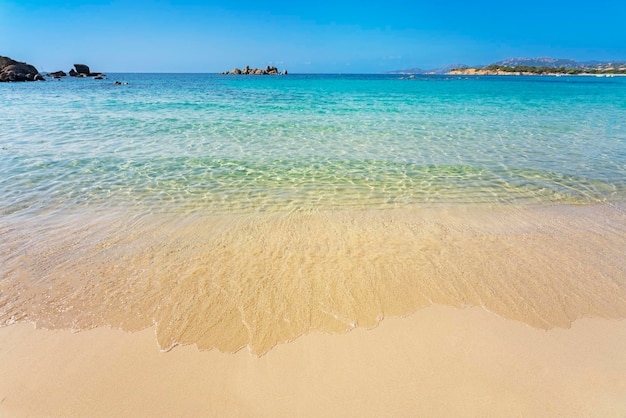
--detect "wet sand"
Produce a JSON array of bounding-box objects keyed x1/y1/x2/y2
[
  {"x1": 1, "y1": 203, "x2": 626, "y2": 415},
  {"x1": 1, "y1": 306, "x2": 625, "y2": 417},
  {"x1": 2, "y1": 204, "x2": 626, "y2": 355}
]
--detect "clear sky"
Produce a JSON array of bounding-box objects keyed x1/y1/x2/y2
[{"x1": 2, "y1": 0, "x2": 625, "y2": 73}]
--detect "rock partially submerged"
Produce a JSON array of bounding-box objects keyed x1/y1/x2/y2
[
  {"x1": 69, "y1": 64, "x2": 105, "y2": 78},
  {"x1": 47, "y1": 70, "x2": 67, "y2": 78},
  {"x1": 74, "y1": 64, "x2": 90, "y2": 75},
  {"x1": 222, "y1": 65, "x2": 287, "y2": 75},
  {"x1": 0, "y1": 56, "x2": 45, "y2": 82},
  {"x1": 0, "y1": 57, "x2": 109, "y2": 81}
]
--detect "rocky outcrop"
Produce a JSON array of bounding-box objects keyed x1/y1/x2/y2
[
  {"x1": 47, "y1": 71, "x2": 67, "y2": 78},
  {"x1": 0, "y1": 57, "x2": 108, "y2": 81},
  {"x1": 222, "y1": 65, "x2": 287, "y2": 75},
  {"x1": 69, "y1": 64, "x2": 105, "y2": 78},
  {"x1": 0, "y1": 56, "x2": 45, "y2": 82},
  {"x1": 74, "y1": 64, "x2": 90, "y2": 75}
]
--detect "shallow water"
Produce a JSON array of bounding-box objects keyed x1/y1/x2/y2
[
  {"x1": 1, "y1": 74, "x2": 626, "y2": 354},
  {"x1": 2, "y1": 74, "x2": 625, "y2": 215}
]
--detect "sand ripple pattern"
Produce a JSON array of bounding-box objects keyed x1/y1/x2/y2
[{"x1": 1, "y1": 205, "x2": 625, "y2": 355}]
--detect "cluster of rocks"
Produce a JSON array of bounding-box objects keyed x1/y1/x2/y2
[
  {"x1": 49, "y1": 64, "x2": 105, "y2": 79},
  {"x1": 1, "y1": 56, "x2": 107, "y2": 82},
  {"x1": 222, "y1": 65, "x2": 287, "y2": 75},
  {"x1": 0, "y1": 56, "x2": 44, "y2": 82}
]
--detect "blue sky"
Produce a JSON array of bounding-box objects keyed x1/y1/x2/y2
[{"x1": 2, "y1": 0, "x2": 625, "y2": 73}]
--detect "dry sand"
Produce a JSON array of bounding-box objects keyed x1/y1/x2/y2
[{"x1": 1, "y1": 306, "x2": 625, "y2": 417}]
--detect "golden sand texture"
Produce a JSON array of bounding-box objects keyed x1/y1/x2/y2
[
  {"x1": 1, "y1": 204, "x2": 626, "y2": 355},
  {"x1": 1, "y1": 306, "x2": 625, "y2": 417}
]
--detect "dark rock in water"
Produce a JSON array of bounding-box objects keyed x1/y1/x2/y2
[
  {"x1": 70, "y1": 64, "x2": 103, "y2": 77},
  {"x1": 94, "y1": 76, "x2": 104, "y2": 80},
  {"x1": 73, "y1": 64, "x2": 90, "y2": 75},
  {"x1": 222, "y1": 65, "x2": 287, "y2": 75},
  {"x1": 0, "y1": 56, "x2": 45, "y2": 82},
  {"x1": 48, "y1": 70, "x2": 67, "y2": 78}
]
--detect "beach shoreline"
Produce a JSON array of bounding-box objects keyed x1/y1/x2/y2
[
  {"x1": 2, "y1": 203, "x2": 626, "y2": 356},
  {"x1": 1, "y1": 305, "x2": 625, "y2": 417},
  {"x1": 2, "y1": 203, "x2": 625, "y2": 416}
]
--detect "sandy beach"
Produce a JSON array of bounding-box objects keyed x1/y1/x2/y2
[
  {"x1": 2, "y1": 203, "x2": 626, "y2": 416},
  {"x1": 1, "y1": 305, "x2": 625, "y2": 417}
]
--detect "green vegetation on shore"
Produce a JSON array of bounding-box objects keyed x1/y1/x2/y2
[{"x1": 482, "y1": 65, "x2": 626, "y2": 75}]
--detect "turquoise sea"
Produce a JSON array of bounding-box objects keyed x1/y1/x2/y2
[
  {"x1": 2, "y1": 74, "x2": 626, "y2": 217},
  {"x1": 2, "y1": 74, "x2": 626, "y2": 354}
]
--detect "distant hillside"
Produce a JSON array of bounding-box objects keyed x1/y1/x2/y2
[
  {"x1": 579, "y1": 61, "x2": 626, "y2": 71},
  {"x1": 485, "y1": 57, "x2": 626, "y2": 71},
  {"x1": 493, "y1": 57, "x2": 579, "y2": 68},
  {"x1": 449, "y1": 63, "x2": 626, "y2": 75},
  {"x1": 388, "y1": 57, "x2": 626, "y2": 75}
]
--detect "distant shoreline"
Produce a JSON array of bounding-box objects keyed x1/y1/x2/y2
[
  {"x1": 447, "y1": 65, "x2": 626, "y2": 76},
  {"x1": 448, "y1": 71, "x2": 626, "y2": 77}
]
